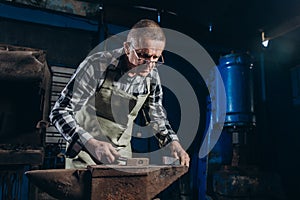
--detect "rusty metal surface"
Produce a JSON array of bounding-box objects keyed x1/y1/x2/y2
[
  {"x1": 0, "y1": 43, "x2": 51, "y2": 145},
  {"x1": 0, "y1": 144, "x2": 44, "y2": 165},
  {"x1": 0, "y1": 44, "x2": 46, "y2": 80},
  {"x1": 89, "y1": 165, "x2": 188, "y2": 200},
  {"x1": 25, "y1": 165, "x2": 188, "y2": 200},
  {"x1": 3, "y1": 0, "x2": 100, "y2": 17},
  {"x1": 25, "y1": 168, "x2": 91, "y2": 200},
  {"x1": 213, "y1": 165, "x2": 286, "y2": 199}
]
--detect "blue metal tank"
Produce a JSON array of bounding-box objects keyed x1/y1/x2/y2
[{"x1": 218, "y1": 53, "x2": 255, "y2": 127}]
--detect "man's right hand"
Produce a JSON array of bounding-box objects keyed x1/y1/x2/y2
[{"x1": 84, "y1": 138, "x2": 120, "y2": 164}]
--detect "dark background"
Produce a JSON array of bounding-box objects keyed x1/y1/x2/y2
[{"x1": 0, "y1": 0, "x2": 299, "y2": 199}]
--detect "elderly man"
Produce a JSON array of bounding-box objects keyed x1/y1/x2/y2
[{"x1": 50, "y1": 19, "x2": 190, "y2": 169}]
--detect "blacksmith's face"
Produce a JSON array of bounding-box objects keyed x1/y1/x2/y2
[{"x1": 125, "y1": 38, "x2": 165, "y2": 77}]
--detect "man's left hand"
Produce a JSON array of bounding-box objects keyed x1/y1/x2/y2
[{"x1": 168, "y1": 141, "x2": 190, "y2": 167}]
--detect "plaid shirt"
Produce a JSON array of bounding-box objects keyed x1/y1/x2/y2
[{"x1": 50, "y1": 48, "x2": 178, "y2": 155}]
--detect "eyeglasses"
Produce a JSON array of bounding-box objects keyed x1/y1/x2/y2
[{"x1": 130, "y1": 44, "x2": 164, "y2": 66}]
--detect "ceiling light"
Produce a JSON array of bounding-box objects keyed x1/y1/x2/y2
[
  {"x1": 262, "y1": 40, "x2": 269, "y2": 48},
  {"x1": 261, "y1": 31, "x2": 269, "y2": 48}
]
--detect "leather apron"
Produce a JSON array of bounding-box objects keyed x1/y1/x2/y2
[{"x1": 66, "y1": 66, "x2": 150, "y2": 169}]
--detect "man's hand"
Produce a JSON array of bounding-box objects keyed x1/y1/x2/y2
[
  {"x1": 85, "y1": 138, "x2": 120, "y2": 164},
  {"x1": 168, "y1": 141, "x2": 190, "y2": 167}
]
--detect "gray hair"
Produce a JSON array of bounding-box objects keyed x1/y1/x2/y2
[{"x1": 127, "y1": 19, "x2": 166, "y2": 47}]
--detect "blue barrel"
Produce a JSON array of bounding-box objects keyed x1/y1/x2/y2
[{"x1": 217, "y1": 53, "x2": 255, "y2": 127}]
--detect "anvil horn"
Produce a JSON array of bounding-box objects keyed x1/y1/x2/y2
[{"x1": 25, "y1": 168, "x2": 91, "y2": 200}]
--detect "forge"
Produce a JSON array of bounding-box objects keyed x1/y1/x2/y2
[{"x1": 0, "y1": 44, "x2": 51, "y2": 199}]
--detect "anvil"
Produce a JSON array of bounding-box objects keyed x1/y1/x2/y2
[{"x1": 25, "y1": 164, "x2": 188, "y2": 200}]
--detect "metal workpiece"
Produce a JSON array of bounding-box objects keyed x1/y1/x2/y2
[
  {"x1": 117, "y1": 156, "x2": 150, "y2": 166},
  {"x1": 25, "y1": 165, "x2": 188, "y2": 200}
]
